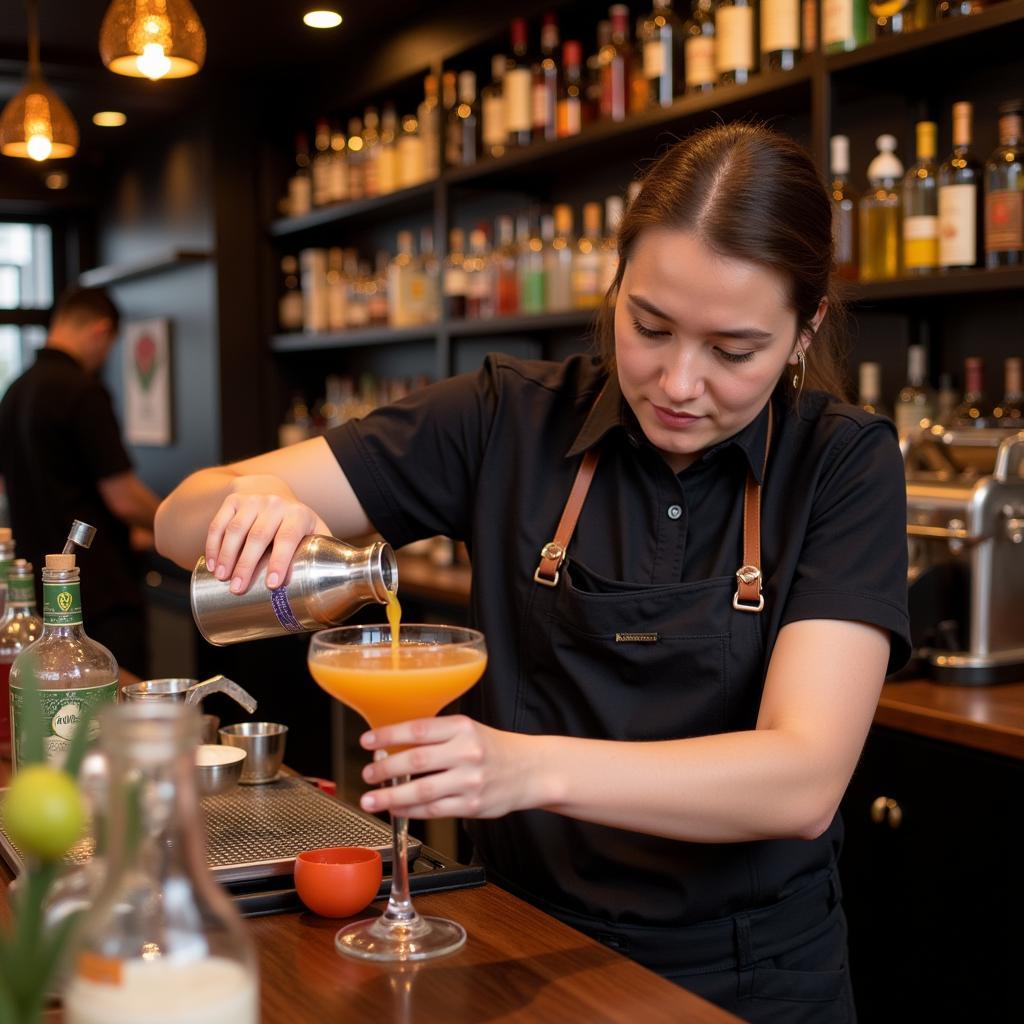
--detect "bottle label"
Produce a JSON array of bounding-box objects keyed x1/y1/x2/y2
[
  {"x1": 0, "y1": 558, "x2": 11, "y2": 585},
  {"x1": 903, "y1": 216, "x2": 938, "y2": 269},
  {"x1": 986, "y1": 190, "x2": 1024, "y2": 252},
  {"x1": 504, "y1": 68, "x2": 533, "y2": 132},
  {"x1": 823, "y1": 0, "x2": 853, "y2": 45},
  {"x1": 444, "y1": 266, "x2": 468, "y2": 296},
  {"x1": 269, "y1": 587, "x2": 303, "y2": 632},
  {"x1": 43, "y1": 581, "x2": 83, "y2": 626},
  {"x1": 803, "y1": 0, "x2": 818, "y2": 52},
  {"x1": 557, "y1": 98, "x2": 582, "y2": 137},
  {"x1": 482, "y1": 95, "x2": 506, "y2": 147},
  {"x1": 532, "y1": 83, "x2": 548, "y2": 128},
  {"x1": 7, "y1": 576, "x2": 34, "y2": 605},
  {"x1": 643, "y1": 39, "x2": 666, "y2": 79},
  {"x1": 715, "y1": 7, "x2": 754, "y2": 72},
  {"x1": 762, "y1": 0, "x2": 800, "y2": 52},
  {"x1": 938, "y1": 184, "x2": 977, "y2": 267},
  {"x1": 10, "y1": 680, "x2": 117, "y2": 771},
  {"x1": 685, "y1": 37, "x2": 715, "y2": 87}
]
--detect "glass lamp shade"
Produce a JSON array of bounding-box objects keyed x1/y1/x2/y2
[
  {"x1": 99, "y1": 0, "x2": 207, "y2": 80},
  {"x1": 0, "y1": 75, "x2": 79, "y2": 160}
]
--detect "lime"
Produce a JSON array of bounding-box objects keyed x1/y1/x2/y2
[{"x1": 2, "y1": 764, "x2": 85, "y2": 860}]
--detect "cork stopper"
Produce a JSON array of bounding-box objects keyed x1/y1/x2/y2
[
  {"x1": 46, "y1": 553, "x2": 76, "y2": 570},
  {"x1": 0, "y1": 528, "x2": 11, "y2": 542}
]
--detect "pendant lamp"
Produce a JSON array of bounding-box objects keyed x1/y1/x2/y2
[
  {"x1": 0, "y1": 0, "x2": 79, "y2": 161},
  {"x1": 99, "y1": 0, "x2": 206, "y2": 81}
]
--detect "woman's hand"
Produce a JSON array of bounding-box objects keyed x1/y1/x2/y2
[
  {"x1": 205, "y1": 480, "x2": 329, "y2": 594},
  {"x1": 358, "y1": 716, "x2": 551, "y2": 819}
]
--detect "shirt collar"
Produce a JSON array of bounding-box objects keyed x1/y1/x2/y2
[{"x1": 565, "y1": 374, "x2": 774, "y2": 485}]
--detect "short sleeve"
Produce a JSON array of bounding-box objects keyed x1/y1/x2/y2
[
  {"x1": 780, "y1": 419, "x2": 911, "y2": 675},
  {"x1": 77, "y1": 384, "x2": 133, "y2": 481},
  {"x1": 324, "y1": 361, "x2": 499, "y2": 548}
]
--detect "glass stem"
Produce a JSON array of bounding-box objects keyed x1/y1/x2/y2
[{"x1": 382, "y1": 774, "x2": 415, "y2": 924}]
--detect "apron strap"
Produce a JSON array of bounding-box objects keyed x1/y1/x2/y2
[
  {"x1": 533, "y1": 448, "x2": 601, "y2": 587},
  {"x1": 732, "y1": 401, "x2": 773, "y2": 613}
]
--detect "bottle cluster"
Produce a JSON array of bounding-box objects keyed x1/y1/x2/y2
[{"x1": 831, "y1": 99, "x2": 1024, "y2": 281}]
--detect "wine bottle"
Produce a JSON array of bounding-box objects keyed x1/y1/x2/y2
[
  {"x1": 902, "y1": 121, "x2": 939, "y2": 275},
  {"x1": 937, "y1": 101, "x2": 984, "y2": 271}
]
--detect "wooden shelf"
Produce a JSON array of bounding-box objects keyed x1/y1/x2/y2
[
  {"x1": 268, "y1": 181, "x2": 436, "y2": 240},
  {"x1": 270, "y1": 325, "x2": 438, "y2": 352},
  {"x1": 846, "y1": 267, "x2": 1024, "y2": 303},
  {"x1": 447, "y1": 310, "x2": 597, "y2": 337},
  {"x1": 79, "y1": 249, "x2": 212, "y2": 288}
]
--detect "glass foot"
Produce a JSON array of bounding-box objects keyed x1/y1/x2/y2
[{"x1": 334, "y1": 913, "x2": 467, "y2": 962}]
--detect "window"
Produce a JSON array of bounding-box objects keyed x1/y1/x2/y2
[{"x1": 0, "y1": 222, "x2": 54, "y2": 398}]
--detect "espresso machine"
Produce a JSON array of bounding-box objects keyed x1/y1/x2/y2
[{"x1": 903, "y1": 427, "x2": 1024, "y2": 685}]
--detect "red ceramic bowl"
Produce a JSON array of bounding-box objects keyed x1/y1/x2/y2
[{"x1": 293, "y1": 846, "x2": 383, "y2": 918}]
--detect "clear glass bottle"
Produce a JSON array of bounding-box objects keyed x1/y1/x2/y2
[
  {"x1": 984, "y1": 100, "x2": 1024, "y2": 269},
  {"x1": 505, "y1": 19, "x2": 534, "y2": 149},
  {"x1": 495, "y1": 215, "x2": 520, "y2": 316},
  {"x1": 993, "y1": 357, "x2": 1024, "y2": 428},
  {"x1": 481, "y1": 55, "x2": 508, "y2": 160},
  {"x1": 858, "y1": 361, "x2": 887, "y2": 417},
  {"x1": 557, "y1": 40, "x2": 585, "y2": 138},
  {"x1": 327, "y1": 124, "x2": 348, "y2": 203},
  {"x1": 444, "y1": 228, "x2": 468, "y2": 319},
  {"x1": 311, "y1": 118, "x2": 332, "y2": 207},
  {"x1": 935, "y1": 372, "x2": 958, "y2": 427},
  {"x1": 61, "y1": 703, "x2": 259, "y2": 1024},
  {"x1": 417, "y1": 227, "x2": 440, "y2": 324},
  {"x1": 0, "y1": 559, "x2": 43, "y2": 758},
  {"x1": 361, "y1": 107, "x2": 381, "y2": 199},
  {"x1": 326, "y1": 247, "x2": 347, "y2": 332},
  {"x1": 9, "y1": 554, "x2": 118, "y2": 773},
  {"x1": 367, "y1": 252, "x2": 390, "y2": 328},
  {"x1": 398, "y1": 113, "x2": 425, "y2": 189},
  {"x1": 387, "y1": 231, "x2": 418, "y2": 328},
  {"x1": 518, "y1": 212, "x2": 547, "y2": 315},
  {"x1": 761, "y1": 0, "x2": 802, "y2": 71},
  {"x1": 859, "y1": 134, "x2": 904, "y2": 281},
  {"x1": 286, "y1": 132, "x2": 312, "y2": 217},
  {"x1": 378, "y1": 105, "x2": 399, "y2": 195},
  {"x1": 344, "y1": 250, "x2": 369, "y2": 328},
  {"x1": 823, "y1": 0, "x2": 870, "y2": 52},
  {"x1": 546, "y1": 204, "x2": 575, "y2": 312},
  {"x1": 601, "y1": 195, "x2": 624, "y2": 293},
  {"x1": 938, "y1": 101, "x2": 984, "y2": 270},
  {"x1": 346, "y1": 116, "x2": 365, "y2": 201},
  {"x1": 952, "y1": 356, "x2": 992, "y2": 428},
  {"x1": 902, "y1": 120, "x2": 939, "y2": 275},
  {"x1": 573, "y1": 202, "x2": 605, "y2": 309},
  {"x1": 830, "y1": 135, "x2": 859, "y2": 280},
  {"x1": 446, "y1": 71, "x2": 479, "y2": 167},
  {"x1": 533, "y1": 12, "x2": 560, "y2": 142},
  {"x1": 465, "y1": 227, "x2": 495, "y2": 319},
  {"x1": 418, "y1": 74, "x2": 441, "y2": 180},
  {"x1": 602, "y1": 5, "x2": 634, "y2": 122},
  {"x1": 894, "y1": 344, "x2": 935, "y2": 435},
  {"x1": 685, "y1": 0, "x2": 716, "y2": 94},
  {"x1": 714, "y1": 0, "x2": 756, "y2": 86},
  {"x1": 587, "y1": 21, "x2": 613, "y2": 119},
  {"x1": 639, "y1": 0, "x2": 684, "y2": 108}
]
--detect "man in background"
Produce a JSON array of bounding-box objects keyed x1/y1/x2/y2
[{"x1": 0, "y1": 287, "x2": 160, "y2": 678}]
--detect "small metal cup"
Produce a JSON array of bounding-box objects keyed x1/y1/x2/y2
[{"x1": 218, "y1": 722, "x2": 288, "y2": 784}]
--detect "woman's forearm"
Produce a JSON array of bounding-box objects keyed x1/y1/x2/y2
[{"x1": 528, "y1": 728, "x2": 837, "y2": 843}]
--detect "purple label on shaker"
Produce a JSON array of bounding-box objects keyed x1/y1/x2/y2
[{"x1": 270, "y1": 586, "x2": 303, "y2": 632}]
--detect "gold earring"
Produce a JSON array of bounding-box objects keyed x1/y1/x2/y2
[{"x1": 792, "y1": 348, "x2": 806, "y2": 394}]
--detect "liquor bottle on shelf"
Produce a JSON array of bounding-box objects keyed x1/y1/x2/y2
[
  {"x1": 326, "y1": 247, "x2": 347, "y2": 332},
  {"x1": 327, "y1": 124, "x2": 349, "y2": 203},
  {"x1": 993, "y1": 357, "x2": 1024, "y2": 428},
  {"x1": 936, "y1": 372, "x2": 958, "y2": 426},
  {"x1": 952, "y1": 357, "x2": 992, "y2": 427},
  {"x1": 533, "y1": 12, "x2": 560, "y2": 142},
  {"x1": 346, "y1": 116, "x2": 365, "y2": 200},
  {"x1": 398, "y1": 113, "x2": 425, "y2": 189},
  {"x1": 557, "y1": 40, "x2": 585, "y2": 138},
  {"x1": 446, "y1": 71, "x2": 479, "y2": 167},
  {"x1": 505, "y1": 19, "x2": 534, "y2": 149},
  {"x1": 378, "y1": 105, "x2": 400, "y2": 194},
  {"x1": 639, "y1": 0, "x2": 684, "y2": 108},
  {"x1": 387, "y1": 231, "x2": 418, "y2": 328},
  {"x1": 361, "y1": 107, "x2": 381, "y2": 198},
  {"x1": 859, "y1": 134, "x2": 904, "y2": 281},
  {"x1": 278, "y1": 255, "x2": 304, "y2": 332},
  {"x1": 573, "y1": 202, "x2": 605, "y2": 309},
  {"x1": 346, "y1": 256, "x2": 371, "y2": 329},
  {"x1": 547, "y1": 204, "x2": 575, "y2": 313},
  {"x1": 762, "y1": 0, "x2": 802, "y2": 72},
  {"x1": 601, "y1": 195, "x2": 625, "y2": 292},
  {"x1": 937, "y1": 0, "x2": 985, "y2": 17},
  {"x1": 519, "y1": 212, "x2": 547, "y2": 315},
  {"x1": 444, "y1": 228, "x2": 468, "y2": 319},
  {"x1": 715, "y1": 0, "x2": 757, "y2": 86},
  {"x1": 631, "y1": 14, "x2": 652, "y2": 114},
  {"x1": 938, "y1": 101, "x2": 984, "y2": 271},
  {"x1": 9, "y1": 552, "x2": 119, "y2": 772},
  {"x1": 823, "y1": 0, "x2": 870, "y2": 53},
  {"x1": 602, "y1": 6, "x2": 634, "y2": 123},
  {"x1": 802, "y1": 0, "x2": 818, "y2": 52},
  {"x1": 588, "y1": 21, "x2": 613, "y2": 120},
  {"x1": 685, "y1": 0, "x2": 716, "y2": 95},
  {"x1": 984, "y1": 99, "x2": 1024, "y2": 269},
  {"x1": 368, "y1": 253, "x2": 390, "y2": 328},
  {"x1": 300, "y1": 248, "x2": 330, "y2": 332},
  {"x1": 830, "y1": 135, "x2": 859, "y2": 280},
  {"x1": 287, "y1": 132, "x2": 312, "y2": 217},
  {"x1": 465, "y1": 227, "x2": 495, "y2": 318},
  {"x1": 495, "y1": 215, "x2": 520, "y2": 316},
  {"x1": 311, "y1": 118, "x2": 332, "y2": 207},
  {"x1": 0, "y1": 560, "x2": 43, "y2": 759},
  {"x1": 894, "y1": 344, "x2": 935, "y2": 435},
  {"x1": 858, "y1": 362, "x2": 887, "y2": 417},
  {"x1": 482, "y1": 55, "x2": 508, "y2": 160},
  {"x1": 902, "y1": 121, "x2": 939, "y2": 275},
  {"x1": 418, "y1": 74, "x2": 441, "y2": 181},
  {"x1": 418, "y1": 227, "x2": 440, "y2": 324}
]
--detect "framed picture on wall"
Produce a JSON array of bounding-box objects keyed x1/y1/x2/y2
[{"x1": 123, "y1": 318, "x2": 173, "y2": 446}]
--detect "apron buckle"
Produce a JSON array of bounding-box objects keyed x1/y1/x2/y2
[
  {"x1": 732, "y1": 565, "x2": 764, "y2": 613},
  {"x1": 534, "y1": 542, "x2": 565, "y2": 587}
]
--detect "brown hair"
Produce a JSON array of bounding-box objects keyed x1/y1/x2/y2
[
  {"x1": 52, "y1": 287, "x2": 120, "y2": 334},
  {"x1": 597, "y1": 122, "x2": 848, "y2": 401}
]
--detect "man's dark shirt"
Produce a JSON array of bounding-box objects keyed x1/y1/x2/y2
[{"x1": 0, "y1": 348, "x2": 141, "y2": 619}]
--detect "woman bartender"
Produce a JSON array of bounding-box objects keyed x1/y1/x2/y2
[{"x1": 156, "y1": 124, "x2": 910, "y2": 1022}]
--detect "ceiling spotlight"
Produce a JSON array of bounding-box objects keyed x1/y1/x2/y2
[
  {"x1": 303, "y1": 10, "x2": 343, "y2": 29},
  {"x1": 93, "y1": 111, "x2": 127, "y2": 127}
]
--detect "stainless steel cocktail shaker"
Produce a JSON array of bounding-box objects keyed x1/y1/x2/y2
[{"x1": 190, "y1": 536, "x2": 397, "y2": 646}]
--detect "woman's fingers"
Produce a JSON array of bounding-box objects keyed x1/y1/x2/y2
[
  {"x1": 360, "y1": 765, "x2": 483, "y2": 817},
  {"x1": 361, "y1": 715, "x2": 473, "y2": 755},
  {"x1": 264, "y1": 507, "x2": 323, "y2": 589},
  {"x1": 209, "y1": 500, "x2": 261, "y2": 586},
  {"x1": 205, "y1": 495, "x2": 240, "y2": 573},
  {"x1": 230, "y1": 502, "x2": 288, "y2": 592}
]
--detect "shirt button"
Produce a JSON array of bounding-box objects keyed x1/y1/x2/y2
[{"x1": 667, "y1": 504, "x2": 682, "y2": 520}]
